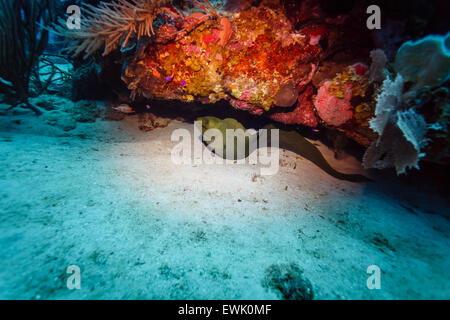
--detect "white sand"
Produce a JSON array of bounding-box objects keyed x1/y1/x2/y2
[{"x1": 0, "y1": 103, "x2": 449, "y2": 299}]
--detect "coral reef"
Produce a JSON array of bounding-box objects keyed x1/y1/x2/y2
[
  {"x1": 121, "y1": 5, "x2": 321, "y2": 113},
  {"x1": 274, "y1": 81, "x2": 298, "y2": 107},
  {"x1": 315, "y1": 81, "x2": 353, "y2": 127},
  {"x1": 48, "y1": 0, "x2": 449, "y2": 173},
  {"x1": 270, "y1": 85, "x2": 317, "y2": 127},
  {"x1": 314, "y1": 64, "x2": 369, "y2": 127},
  {"x1": 361, "y1": 32, "x2": 450, "y2": 173}
]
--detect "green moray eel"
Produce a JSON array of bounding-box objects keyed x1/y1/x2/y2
[
  {"x1": 197, "y1": 116, "x2": 372, "y2": 183},
  {"x1": 197, "y1": 116, "x2": 249, "y2": 160}
]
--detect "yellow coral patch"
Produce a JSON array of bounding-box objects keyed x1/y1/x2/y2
[{"x1": 327, "y1": 67, "x2": 369, "y2": 99}]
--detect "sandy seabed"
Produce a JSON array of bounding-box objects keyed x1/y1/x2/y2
[{"x1": 0, "y1": 102, "x2": 449, "y2": 300}]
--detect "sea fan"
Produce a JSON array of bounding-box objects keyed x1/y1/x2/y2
[
  {"x1": 394, "y1": 32, "x2": 450, "y2": 95},
  {"x1": 396, "y1": 109, "x2": 429, "y2": 154},
  {"x1": 0, "y1": 0, "x2": 55, "y2": 114},
  {"x1": 369, "y1": 73, "x2": 404, "y2": 136},
  {"x1": 363, "y1": 75, "x2": 432, "y2": 174}
]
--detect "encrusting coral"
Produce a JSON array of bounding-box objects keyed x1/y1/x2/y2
[
  {"x1": 120, "y1": 4, "x2": 322, "y2": 112},
  {"x1": 314, "y1": 80, "x2": 353, "y2": 127},
  {"x1": 314, "y1": 63, "x2": 369, "y2": 127},
  {"x1": 270, "y1": 85, "x2": 317, "y2": 127}
]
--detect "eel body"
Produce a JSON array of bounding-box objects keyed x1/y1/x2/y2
[{"x1": 197, "y1": 116, "x2": 372, "y2": 182}]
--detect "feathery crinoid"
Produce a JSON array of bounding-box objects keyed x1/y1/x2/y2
[
  {"x1": 49, "y1": 0, "x2": 221, "y2": 59},
  {"x1": 51, "y1": 0, "x2": 180, "y2": 59}
]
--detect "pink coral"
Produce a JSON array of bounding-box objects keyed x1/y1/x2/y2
[
  {"x1": 314, "y1": 81, "x2": 353, "y2": 126},
  {"x1": 185, "y1": 44, "x2": 201, "y2": 55},
  {"x1": 202, "y1": 29, "x2": 220, "y2": 45},
  {"x1": 239, "y1": 90, "x2": 251, "y2": 100},
  {"x1": 271, "y1": 85, "x2": 318, "y2": 127},
  {"x1": 352, "y1": 63, "x2": 368, "y2": 76}
]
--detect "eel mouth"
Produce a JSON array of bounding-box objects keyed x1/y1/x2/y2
[{"x1": 196, "y1": 118, "x2": 210, "y2": 133}]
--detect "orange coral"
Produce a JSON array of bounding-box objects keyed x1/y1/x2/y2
[
  {"x1": 122, "y1": 6, "x2": 322, "y2": 112},
  {"x1": 218, "y1": 17, "x2": 232, "y2": 46}
]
